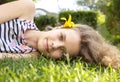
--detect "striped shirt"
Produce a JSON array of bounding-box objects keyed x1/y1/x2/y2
[{"x1": 0, "y1": 18, "x2": 39, "y2": 53}]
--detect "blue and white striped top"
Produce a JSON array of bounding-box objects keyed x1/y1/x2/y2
[{"x1": 0, "y1": 18, "x2": 39, "y2": 53}]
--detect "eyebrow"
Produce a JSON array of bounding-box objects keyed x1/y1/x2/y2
[
  {"x1": 63, "y1": 32, "x2": 66, "y2": 41},
  {"x1": 62, "y1": 32, "x2": 67, "y2": 53}
]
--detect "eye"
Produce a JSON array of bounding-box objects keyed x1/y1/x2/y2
[
  {"x1": 60, "y1": 47, "x2": 66, "y2": 55},
  {"x1": 59, "y1": 33, "x2": 64, "y2": 41}
]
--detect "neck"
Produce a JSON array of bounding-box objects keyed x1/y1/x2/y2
[{"x1": 24, "y1": 30, "x2": 43, "y2": 49}]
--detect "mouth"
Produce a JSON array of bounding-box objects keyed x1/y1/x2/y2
[{"x1": 46, "y1": 38, "x2": 49, "y2": 52}]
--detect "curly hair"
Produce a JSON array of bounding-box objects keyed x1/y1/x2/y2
[{"x1": 74, "y1": 24, "x2": 120, "y2": 69}]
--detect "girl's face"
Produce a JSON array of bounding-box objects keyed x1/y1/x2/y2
[{"x1": 37, "y1": 28, "x2": 81, "y2": 59}]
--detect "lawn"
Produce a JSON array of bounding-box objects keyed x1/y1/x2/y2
[{"x1": 0, "y1": 55, "x2": 120, "y2": 82}]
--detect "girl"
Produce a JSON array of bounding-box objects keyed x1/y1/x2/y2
[{"x1": 0, "y1": 0, "x2": 120, "y2": 69}]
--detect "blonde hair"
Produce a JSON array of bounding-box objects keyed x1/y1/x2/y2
[{"x1": 74, "y1": 24, "x2": 120, "y2": 69}]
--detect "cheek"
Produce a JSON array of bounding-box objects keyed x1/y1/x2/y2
[
  {"x1": 49, "y1": 35, "x2": 58, "y2": 40},
  {"x1": 48, "y1": 31, "x2": 59, "y2": 39},
  {"x1": 48, "y1": 50, "x2": 62, "y2": 59}
]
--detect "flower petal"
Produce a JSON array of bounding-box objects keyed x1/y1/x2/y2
[
  {"x1": 68, "y1": 14, "x2": 72, "y2": 22},
  {"x1": 60, "y1": 14, "x2": 75, "y2": 28},
  {"x1": 60, "y1": 17, "x2": 67, "y2": 21}
]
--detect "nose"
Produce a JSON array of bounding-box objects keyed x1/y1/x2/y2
[{"x1": 51, "y1": 41, "x2": 64, "y2": 49}]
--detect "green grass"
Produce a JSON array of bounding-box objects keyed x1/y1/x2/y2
[{"x1": 0, "y1": 56, "x2": 120, "y2": 82}]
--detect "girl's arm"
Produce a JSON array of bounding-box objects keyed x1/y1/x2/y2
[
  {"x1": 0, "y1": 52, "x2": 40, "y2": 59},
  {"x1": 0, "y1": 0, "x2": 35, "y2": 24}
]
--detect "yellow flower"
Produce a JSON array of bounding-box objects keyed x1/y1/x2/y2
[{"x1": 60, "y1": 14, "x2": 74, "y2": 28}]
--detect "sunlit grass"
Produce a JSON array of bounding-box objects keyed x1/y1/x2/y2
[{"x1": 0, "y1": 55, "x2": 120, "y2": 82}]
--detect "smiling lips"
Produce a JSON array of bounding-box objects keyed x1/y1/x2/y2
[{"x1": 46, "y1": 38, "x2": 49, "y2": 52}]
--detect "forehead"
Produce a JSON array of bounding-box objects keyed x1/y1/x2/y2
[{"x1": 57, "y1": 28, "x2": 81, "y2": 56}]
